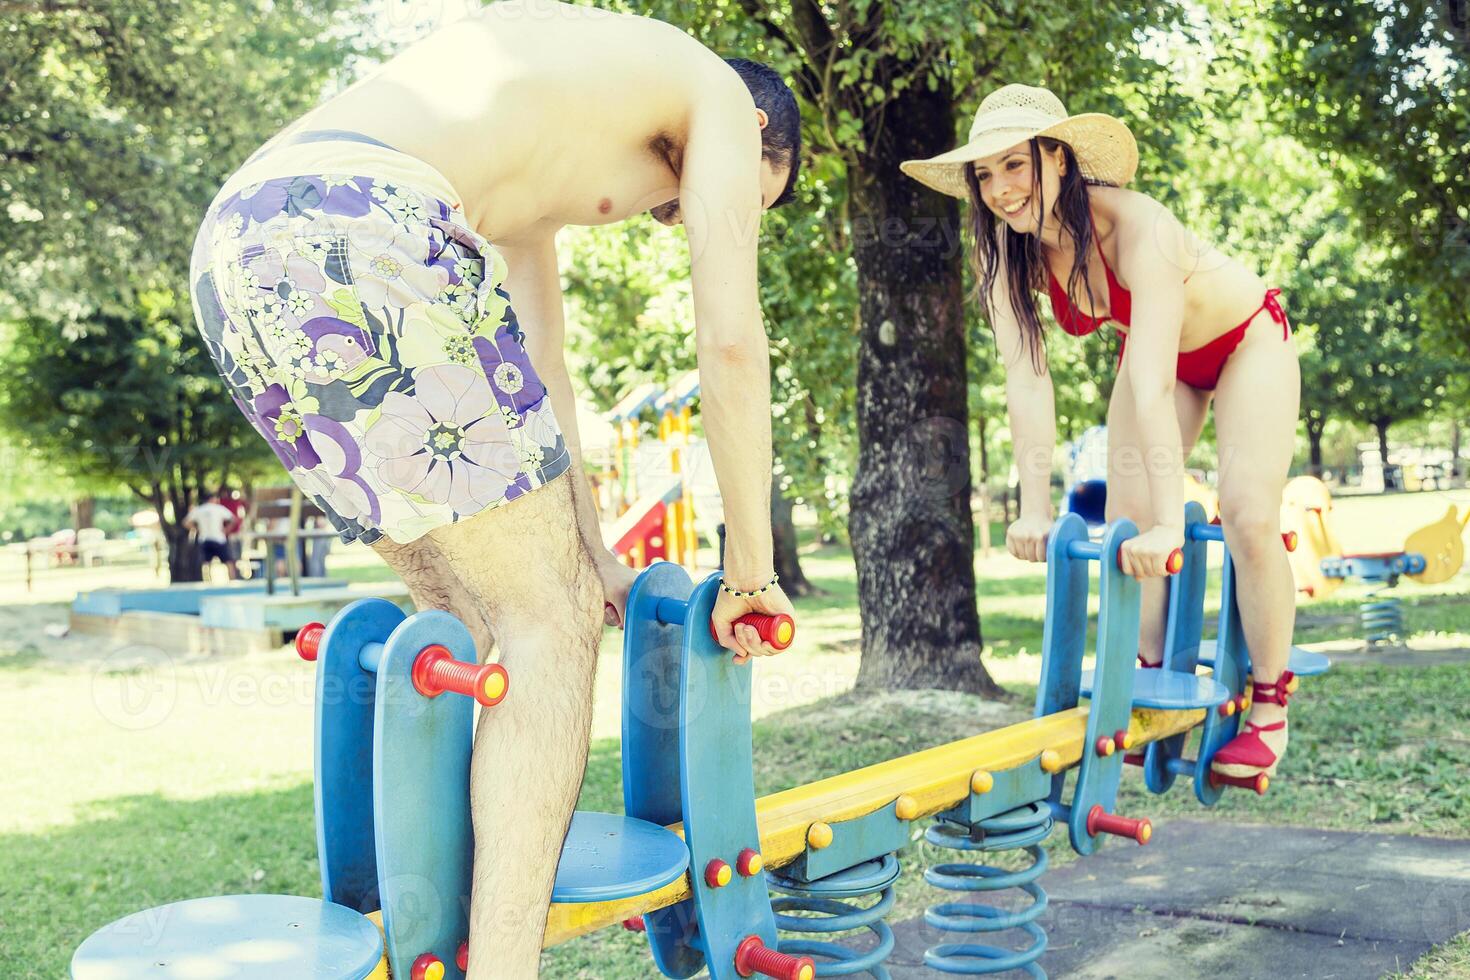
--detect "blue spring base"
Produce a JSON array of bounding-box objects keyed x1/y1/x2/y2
[
  {"x1": 1361, "y1": 587, "x2": 1404, "y2": 646},
  {"x1": 922, "y1": 802, "x2": 1052, "y2": 976},
  {"x1": 768, "y1": 854, "x2": 899, "y2": 978}
]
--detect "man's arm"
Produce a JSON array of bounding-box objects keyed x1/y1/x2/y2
[
  {"x1": 497, "y1": 227, "x2": 618, "y2": 570},
  {"x1": 679, "y1": 81, "x2": 774, "y2": 586}
]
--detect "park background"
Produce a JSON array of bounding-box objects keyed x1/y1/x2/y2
[{"x1": 2, "y1": 0, "x2": 1468, "y2": 977}]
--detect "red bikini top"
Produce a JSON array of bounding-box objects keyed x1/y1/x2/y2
[{"x1": 1046, "y1": 214, "x2": 1132, "y2": 336}]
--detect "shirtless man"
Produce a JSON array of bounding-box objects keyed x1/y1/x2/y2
[{"x1": 188, "y1": 3, "x2": 800, "y2": 973}]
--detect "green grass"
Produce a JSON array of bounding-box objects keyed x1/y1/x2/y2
[
  {"x1": 4, "y1": 490, "x2": 1468, "y2": 978},
  {"x1": 1388, "y1": 931, "x2": 1470, "y2": 979}
]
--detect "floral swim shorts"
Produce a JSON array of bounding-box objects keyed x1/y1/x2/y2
[{"x1": 188, "y1": 162, "x2": 570, "y2": 546}]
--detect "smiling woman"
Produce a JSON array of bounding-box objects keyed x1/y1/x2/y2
[{"x1": 902, "y1": 83, "x2": 1304, "y2": 789}]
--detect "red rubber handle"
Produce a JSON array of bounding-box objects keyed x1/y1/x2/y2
[
  {"x1": 1209, "y1": 770, "x2": 1270, "y2": 796},
  {"x1": 708, "y1": 613, "x2": 796, "y2": 652},
  {"x1": 1199, "y1": 523, "x2": 1298, "y2": 554},
  {"x1": 1086, "y1": 804, "x2": 1152, "y2": 845},
  {"x1": 733, "y1": 935, "x2": 815, "y2": 980},
  {"x1": 411, "y1": 645, "x2": 509, "y2": 707},
  {"x1": 296, "y1": 622, "x2": 325, "y2": 661},
  {"x1": 1114, "y1": 548, "x2": 1184, "y2": 575}
]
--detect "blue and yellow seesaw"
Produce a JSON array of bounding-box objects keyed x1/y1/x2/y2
[{"x1": 71, "y1": 506, "x2": 1327, "y2": 979}]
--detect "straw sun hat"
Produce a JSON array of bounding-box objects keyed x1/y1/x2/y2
[{"x1": 901, "y1": 83, "x2": 1138, "y2": 199}]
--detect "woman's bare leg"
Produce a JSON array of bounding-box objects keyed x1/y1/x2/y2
[
  {"x1": 1106, "y1": 360, "x2": 1212, "y2": 664},
  {"x1": 372, "y1": 473, "x2": 602, "y2": 977},
  {"x1": 1212, "y1": 323, "x2": 1300, "y2": 759}
]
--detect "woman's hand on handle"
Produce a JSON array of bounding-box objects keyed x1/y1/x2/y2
[
  {"x1": 712, "y1": 580, "x2": 796, "y2": 664},
  {"x1": 1120, "y1": 524, "x2": 1184, "y2": 579},
  {"x1": 1006, "y1": 513, "x2": 1053, "y2": 563}
]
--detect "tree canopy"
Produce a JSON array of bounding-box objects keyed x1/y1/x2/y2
[{"x1": 0, "y1": 0, "x2": 373, "y2": 577}]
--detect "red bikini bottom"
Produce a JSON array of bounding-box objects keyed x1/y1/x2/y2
[{"x1": 1118, "y1": 288, "x2": 1290, "y2": 391}]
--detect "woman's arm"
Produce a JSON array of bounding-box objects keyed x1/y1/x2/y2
[
  {"x1": 989, "y1": 258, "x2": 1057, "y2": 561},
  {"x1": 1114, "y1": 197, "x2": 1190, "y2": 574}
]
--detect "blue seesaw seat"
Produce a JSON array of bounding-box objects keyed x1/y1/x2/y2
[
  {"x1": 71, "y1": 894, "x2": 383, "y2": 980},
  {"x1": 1078, "y1": 665, "x2": 1231, "y2": 710},
  {"x1": 1196, "y1": 640, "x2": 1331, "y2": 677},
  {"x1": 550, "y1": 811, "x2": 690, "y2": 903}
]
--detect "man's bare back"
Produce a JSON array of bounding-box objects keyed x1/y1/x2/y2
[{"x1": 278, "y1": 2, "x2": 729, "y2": 242}]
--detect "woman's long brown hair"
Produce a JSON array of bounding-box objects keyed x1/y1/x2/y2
[{"x1": 965, "y1": 137, "x2": 1108, "y2": 373}]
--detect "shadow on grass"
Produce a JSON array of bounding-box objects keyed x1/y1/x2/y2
[
  {"x1": 0, "y1": 646, "x2": 47, "y2": 671},
  {"x1": 976, "y1": 572, "x2": 1051, "y2": 598},
  {"x1": 1, "y1": 783, "x2": 321, "y2": 979}
]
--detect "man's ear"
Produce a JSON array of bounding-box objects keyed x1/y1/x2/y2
[{"x1": 755, "y1": 108, "x2": 769, "y2": 130}]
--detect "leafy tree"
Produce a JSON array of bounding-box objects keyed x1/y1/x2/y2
[
  {"x1": 1261, "y1": 0, "x2": 1470, "y2": 361},
  {"x1": 0, "y1": 0, "x2": 371, "y2": 579},
  {"x1": 0, "y1": 295, "x2": 278, "y2": 579},
  {"x1": 1299, "y1": 236, "x2": 1454, "y2": 478}
]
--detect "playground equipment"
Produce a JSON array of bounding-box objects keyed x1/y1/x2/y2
[
  {"x1": 73, "y1": 506, "x2": 1318, "y2": 979},
  {"x1": 602, "y1": 372, "x2": 709, "y2": 569},
  {"x1": 1090, "y1": 503, "x2": 1332, "y2": 799},
  {"x1": 1283, "y1": 476, "x2": 1468, "y2": 645}
]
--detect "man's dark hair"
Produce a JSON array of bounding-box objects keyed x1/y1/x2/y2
[{"x1": 725, "y1": 58, "x2": 802, "y2": 207}]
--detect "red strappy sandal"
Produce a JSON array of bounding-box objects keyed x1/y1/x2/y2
[
  {"x1": 1211, "y1": 671, "x2": 1295, "y2": 778},
  {"x1": 1137, "y1": 653, "x2": 1163, "y2": 669}
]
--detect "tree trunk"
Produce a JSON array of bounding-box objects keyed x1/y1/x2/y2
[
  {"x1": 164, "y1": 521, "x2": 202, "y2": 583},
  {"x1": 771, "y1": 482, "x2": 818, "y2": 597},
  {"x1": 1306, "y1": 417, "x2": 1325, "y2": 478},
  {"x1": 1375, "y1": 419, "x2": 1393, "y2": 490},
  {"x1": 977, "y1": 414, "x2": 992, "y2": 556},
  {"x1": 848, "y1": 69, "x2": 1003, "y2": 697},
  {"x1": 71, "y1": 496, "x2": 96, "y2": 530},
  {"x1": 1452, "y1": 419, "x2": 1462, "y2": 483}
]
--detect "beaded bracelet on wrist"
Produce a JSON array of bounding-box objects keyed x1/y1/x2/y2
[{"x1": 719, "y1": 572, "x2": 779, "y2": 598}]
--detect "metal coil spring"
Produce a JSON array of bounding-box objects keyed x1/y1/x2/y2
[
  {"x1": 767, "y1": 854, "x2": 899, "y2": 978},
  {"x1": 1360, "y1": 578, "x2": 1403, "y2": 646},
  {"x1": 922, "y1": 801, "x2": 1053, "y2": 977}
]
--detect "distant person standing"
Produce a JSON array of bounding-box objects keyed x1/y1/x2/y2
[
  {"x1": 220, "y1": 486, "x2": 249, "y2": 578},
  {"x1": 305, "y1": 514, "x2": 333, "y2": 578},
  {"x1": 183, "y1": 493, "x2": 237, "y2": 580}
]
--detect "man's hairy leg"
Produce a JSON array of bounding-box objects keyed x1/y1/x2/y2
[
  {"x1": 375, "y1": 473, "x2": 601, "y2": 976},
  {"x1": 373, "y1": 528, "x2": 498, "y2": 658}
]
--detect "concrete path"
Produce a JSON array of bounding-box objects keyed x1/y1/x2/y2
[{"x1": 866, "y1": 820, "x2": 1470, "y2": 978}]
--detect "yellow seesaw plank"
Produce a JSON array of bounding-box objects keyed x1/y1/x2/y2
[{"x1": 543, "y1": 703, "x2": 1202, "y2": 946}]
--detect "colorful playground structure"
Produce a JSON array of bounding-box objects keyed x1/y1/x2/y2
[
  {"x1": 1283, "y1": 476, "x2": 1468, "y2": 645},
  {"x1": 71, "y1": 506, "x2": 1326, "y2": 979},
  {"x1": 598, "y1": 371, "x2": 711, "y2": 570}
]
